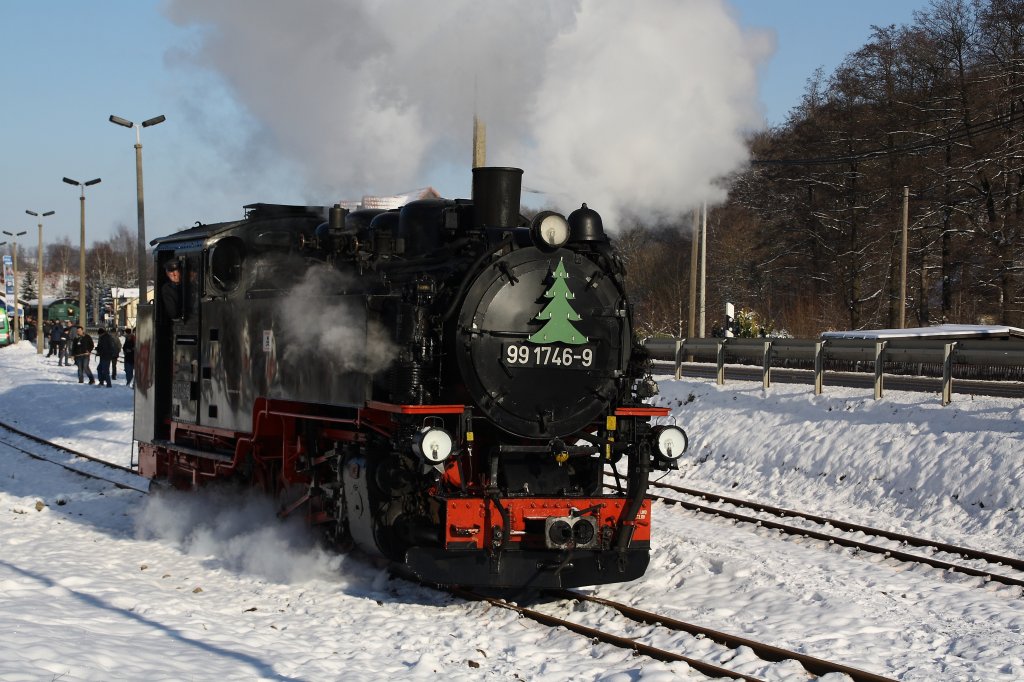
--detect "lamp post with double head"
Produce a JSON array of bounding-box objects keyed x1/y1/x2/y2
[
  {"x1": 2, "y1": 230, "x2": 28, "y2": 342},
  {"x1": 109, "y1": 114, "x2": 165, "y2": 304},
  {"x1": 62, "y1": 177, "x2": 101, "y2": 326},
  {"x1": 25, "y1": 210, "x2": 55, "y2": 354}
]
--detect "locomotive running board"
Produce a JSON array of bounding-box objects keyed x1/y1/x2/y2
[
  {"x1": 614, "y1": 407, "x2": 670, "y2": 417},
  {"x1": 366, "y1": 400, "x2": 466, "y2": 415},
  {"x1": 150, "y1": 438, "x2": 234, "y2": 463}
]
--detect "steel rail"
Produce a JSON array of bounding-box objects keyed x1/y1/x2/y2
[
  {"x1": 650, "y1": 479, "x2": 1024, "y2": 572},
  {"x1": 0, "y1": 419, "x2": 149, "y2": 494},
  {"x1": 546, "y1": 589, "x2": 899, "y2": 682},
  {"x1": 638, "y1": 489, "x2": 1024, "y2": 588},
  {"x1": 451, "y1": 587, "x2": 768, "y2": 681}
]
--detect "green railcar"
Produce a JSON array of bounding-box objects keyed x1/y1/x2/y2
[
  {"x1": 0, "y1": 308, "x2": 12, "y2": 346},
  {"x1": 46, "y1": 299, "x2": 80, "y2": 323}
]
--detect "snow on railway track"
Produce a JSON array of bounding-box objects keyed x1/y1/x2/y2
[{"x1": 635, "y1": 477, "x2": 1024, "y2": 590}]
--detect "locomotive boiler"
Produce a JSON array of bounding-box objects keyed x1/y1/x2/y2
[{"x1": 133, "y1": 167, "x2": 686, "y2": 588}]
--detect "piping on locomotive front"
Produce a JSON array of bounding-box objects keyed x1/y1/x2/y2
[{"x1": 133, "y1": 167, "x2": 685, "y2": 589}]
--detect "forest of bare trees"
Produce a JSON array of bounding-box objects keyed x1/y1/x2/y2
[
  {"x1": 627, "y1": 0, "x2": 1024, "y2": 338},
  {"x1": 39, "y1": 225, "x2": 135, "y2": 296},
  {"x1": 11, "y1": 223, "x2": 141, "y2": 320}
]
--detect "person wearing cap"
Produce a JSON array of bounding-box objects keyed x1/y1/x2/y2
[{"x1": 162, "y1": 260, "x2": 182, "y2": 320}]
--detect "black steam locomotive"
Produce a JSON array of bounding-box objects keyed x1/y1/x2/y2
[{"x1": 133, "y1": 167, "x2": 686, "y2": 588}]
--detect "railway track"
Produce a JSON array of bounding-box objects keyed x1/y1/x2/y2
[
  {"x1": 4, "y1": 419, "x2": 1004, "y2": 678},
  {"x1": 454, "y1": 587, "x2": 897, "y2": 681},
  {"x1": 465, "y1": 467, "x2": 1024, "y2": 680},
  {"x1": 630, "y1": 475, "x2": 1024, "y2": 589},
  {"x1": 10, "y1": 413, "x2": 1019, "y2": 590},
  {"x1": 0, "y1": 419, "x2": 150, "y2": 494},
  {"x1": 6, "y1": 421, "x2": 887, "y2": 679}
]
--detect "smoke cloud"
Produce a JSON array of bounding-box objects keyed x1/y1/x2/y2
[
  {"x1": 134, "y1": 487, "x2": 354, "y2": 584},
  {"x1": 165, "y1": 0, "x2": 770, "y2": 228},
  {"x1": 277, "y1": 263, "x2": 397, "y2": 373}
]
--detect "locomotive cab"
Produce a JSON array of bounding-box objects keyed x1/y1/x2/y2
[{"x1": 133, "y1": 247, "x2": 204, "y2": 446}]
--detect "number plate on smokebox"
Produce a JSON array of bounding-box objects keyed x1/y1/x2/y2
[{"x1": 503, "y1": 343, "x2": 595, "y2": 370}]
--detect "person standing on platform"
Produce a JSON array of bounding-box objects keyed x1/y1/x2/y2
[
  {"x1": 109, "y1": 329, "x2": 123, "y2": 380},
  {"x1": 47, "y1": 322, "x2": 62, "y2": 358},
  {"x1": 95, "y1": 328, "x2": 118, "y2": 387},
  {"x1": 122, "y1": 328, "x2": 136, "y2": 388},
  {"x1": 58, "y1": 321, "x2": 73, "y2": 366},
  {"x1": 70, "y1": 326, "x2": 95, "y2": 384}
]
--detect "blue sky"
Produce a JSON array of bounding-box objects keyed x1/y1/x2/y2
[
  {"x1": 1, "y1": 1, "x2": 927, "y2": 251},
  {"x1": 732, "y1": 0, "x2": 922, "y2": 126}
]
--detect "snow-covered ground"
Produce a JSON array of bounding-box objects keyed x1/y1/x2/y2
[{"x1": 1, "y1": 340, "x2": 1023, "y2": 680}]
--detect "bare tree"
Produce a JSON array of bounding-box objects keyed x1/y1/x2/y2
[{"x1": 715, "y1": 0, "x2": 1024, "y2": 333}]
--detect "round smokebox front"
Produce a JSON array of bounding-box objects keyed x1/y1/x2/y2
[{"x1": 456, "y1": 247, "x2": 630, "y2": 439}]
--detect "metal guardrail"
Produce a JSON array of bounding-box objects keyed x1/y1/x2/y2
[{"x1": 643, "y1": 337, "x2": 1024, "y2": 405}]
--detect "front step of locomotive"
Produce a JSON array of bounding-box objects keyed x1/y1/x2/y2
[{"x1": 406, "y1": 496, "x2": 652, "y2": 588}]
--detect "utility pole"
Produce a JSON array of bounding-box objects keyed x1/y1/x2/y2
[
  {"x1": 900, "y1": 186, "x2": 909, "y2": 329},
  {"x1": 37, "y1": 223, "x2": 44, "y2": 353},
  {"x1": 26, "y1": 210, "x2": 54, "y2": 354},
  {"x1": 688, "y1": 207, "x2": 698, "y2": 339},
  {"x1": 699, "y1": 202, "x2": 707, "y2": 338},
  {"x1": 2, "y1": 230, "x2": 27, "y2": 341}
]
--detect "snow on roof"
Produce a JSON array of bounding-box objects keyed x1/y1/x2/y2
[
  {"x1": 822, "y1": 324, "x2": 1024, "y2": 340},
  {"x1": 336, "y1": 187, "x2": 441, "y2": 211},
  {"x1": 111, "y1": 287, "x2": 142, "y2": 299},
  {"x1": 26, "y1": 297, "x2": 74, "y2": 307}
]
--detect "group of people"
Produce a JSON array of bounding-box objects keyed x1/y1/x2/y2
[{"x1": 45, "y1": 321, "x2": 137, "y2": 387}]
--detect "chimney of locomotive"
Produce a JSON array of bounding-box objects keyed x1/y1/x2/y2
[
  {"x1": 471, "y1": 166, "x2": 523, "y2": 229},
  {"x1": 329, "y1": 203, "x2": 347, "y2": 231}
]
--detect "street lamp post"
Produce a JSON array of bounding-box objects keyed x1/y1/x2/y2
[
  {"x1": 2, "y1": 230, "x2": 28, "y2": 342},
  {"x1": 1, "y1": 241, "x2": 8, "y2": 340},
  {"x1": 26, "y1": 210, "x2": 55, "y2": 354},
  {"x1": 63, "y1": 177, "x2": 101, "y2": 326},
  {"x1": 0, "y1": 240, "x2": 5, "y2": 309},
  {"x1": 109, "y1": 114, "x2": 165, "y2": 304}
]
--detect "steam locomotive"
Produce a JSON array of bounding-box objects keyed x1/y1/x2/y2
[{"x1": 133, "y1": 167, "x2": 686, "y2": 588}]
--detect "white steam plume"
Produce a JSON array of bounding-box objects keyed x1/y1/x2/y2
[
  {"x1": 134, "y1": 487, "x2": 355, "y2": 584},
  {"x1": 520, "y1": 1, "x2": 771, "y2": 224},
  {"x1": 165, "y1": 0, "x2": 770, "y2": 228},
  {"x1": 277, "y1": 264, "x2": 397, "y2": 373}
]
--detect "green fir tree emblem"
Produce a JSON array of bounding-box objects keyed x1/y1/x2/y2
[{"x1": 528, "y1": 257, "x2": 588, "y2": 345}]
